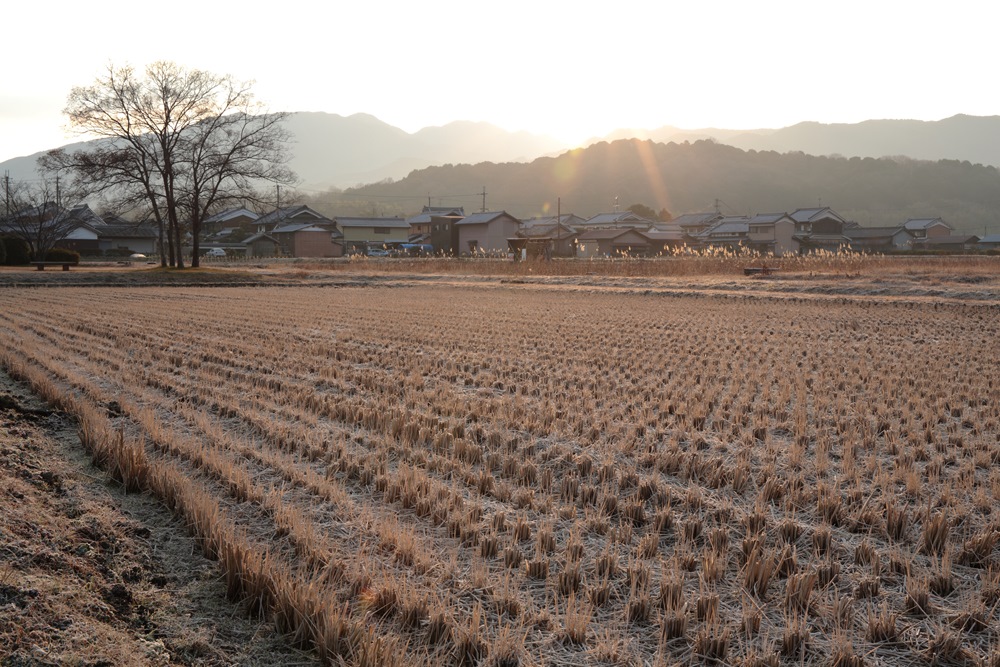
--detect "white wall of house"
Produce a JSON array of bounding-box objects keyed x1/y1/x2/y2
[
  {"x1": 458, "y1": 218, "x2": 520, "y2": 254},
  {"x1": 891, "y1": 229, "x2": 913, "y2": 249},
  {"x1": 773, "y1": 219, "x2": 798, "y2": 256},
  {"x1": 749, "y1": 219, "x2": 797, "y2": 256}
]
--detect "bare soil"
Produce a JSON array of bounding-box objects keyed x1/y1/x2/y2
[{"x1": 0, "y1": 370, "x2": 315, "y2": 666}]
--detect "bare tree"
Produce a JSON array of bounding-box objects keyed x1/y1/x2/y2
[
  {"x1": 43, "y1": 61, "x2": 295, "y2": 268},
  {"x1": 0, "y1": 174, "x2": 87, "y2": 261}
]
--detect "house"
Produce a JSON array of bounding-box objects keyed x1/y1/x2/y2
[
  {"x1": 428, "y1": 215, "x2": 464, "y2": 255},
  {"x1": 789, "y1": 207, "x2": 847, "y2": 235},
  {"x1": 747, "y1": 213, "x2": 799, "y2": 256},
  {"x1": 406, "y1": 206, "x2": 465, "y2": 237},
  {"x1": 241, "y1": 233, "x2": 280, "y2": 258},
  {"x1": 272, "y1": 224, "x2": 344, "y2": 257},
  {"x1": 455, "y1": 211, "x2": 521, "y2": 255},
  {"x1": 95, "y1": 222, "x2": 159, "y2": 255},
  {"x1": 912, "y1": 235, "x2": 980, "y2": 252},
  {"x1": 673, "y1": 212, "x2": 723, "y2": 237},
  {"x1": 266, "y1": 206, "x2": 343, "y2": 257},
  {"x1": 843, "y1": 226, "x2": 913, "y2": 252},
  {"x1": 578, "y1": 211, "x2": 652, "y2": 230},
  {"x1": 254, "y1": 205, "x2": 331, "y2": 234},
  {"x1": 978, "y1": 234, "x2": 1000, "y2": 250},
  {"x1": 521, "y1": 213, "x2": 587, "y2": 230},
  {"x1": 2, "y1": 203, "x2": 159, "y2": 256},
  {"x1": 694, "y1": 216, "x2": 751, "y2": 251},
  {"x1": 576, "y1": 228, "x2": 650, "y2": 257},
  {"x1": 640, "y1": 229, "x2": 686, "y2": 255},
  {"x1": 203, "y1": 207, "x2": 259, "y2": 235},
  {"x1": 515, "y1": 215, "x2": 583, "y2": 257},
  {"x1": 789, "y1": 207, "x2": 851, "y2": 252},
  {"x1": 904, "y1": 217, "x2": 953, "y2": 240},
  {"x1": 263, "y1": 205, "x2": 341, "y2": 257},
  {"x1": 335, "y1": 216, "x2": 410, "y2": 253}
]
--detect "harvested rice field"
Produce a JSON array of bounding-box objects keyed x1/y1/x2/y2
[{"x1": 1, "y1": 283, "x2": 999, "y2": 666}]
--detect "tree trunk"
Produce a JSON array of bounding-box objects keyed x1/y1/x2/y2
[
  {"x1": 173, "y1": 217, "x2": 185, "y2": 269},
  {"x1": 157, "y1": 219, "x2": 167, "y2": 268},
  {"x1": 190, "y1": 195, "x2": 201, "y2": 268},
  {"x1": 165, "y1": 219, "x2": 176, "y2": 267}
]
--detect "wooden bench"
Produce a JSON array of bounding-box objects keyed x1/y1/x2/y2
[{"x1": 30, "y1": 261, "x2": 75, "y2": 271}]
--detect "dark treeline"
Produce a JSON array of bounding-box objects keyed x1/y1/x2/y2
[{"x1": 335, "y1": 139, "x2": 1000, "y2": 233}]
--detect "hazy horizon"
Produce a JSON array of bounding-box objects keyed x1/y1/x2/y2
[{"x1": 4, "y1": 0, "x2": 998, "y2": 163}]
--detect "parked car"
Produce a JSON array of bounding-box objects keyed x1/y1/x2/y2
[
  {"x1": 400, "y1": 243, "x2": 434, "y2": 257},
  {"x1": 204, "y1": 247, "x2": 226, "y2": 257}
]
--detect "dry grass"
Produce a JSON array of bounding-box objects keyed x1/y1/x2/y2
[{"x1": 1, "y1": 279, "x2": 998, "y2": 665}]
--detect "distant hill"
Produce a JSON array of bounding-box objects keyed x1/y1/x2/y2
[
  {"x1": 0, "y1": 112, "x2": 567, "y2": 192},
  {"x1": 339, "y1": 139, "x2": 1000, "y2": 234},
  {"x1": 593, "y1": 115, "x2": 1000, "y2": 168},
  {"x1": 4, "y1": 113, "x2": 1000, "y2": 206},
  {"x1": 724, "y1": 115, "x2": 1000, "y2": 166}
]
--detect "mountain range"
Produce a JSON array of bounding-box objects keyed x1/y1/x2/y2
[
  {"x1": 4, "y1": 112, "x2": 1000, "y2": 195},
  {"x1": 620, "y1": 114, "x2": 1000, "y2": 167}
]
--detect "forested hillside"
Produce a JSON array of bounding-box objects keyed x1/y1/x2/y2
[{"x1": 331, "y1": 139, "x2": 1000, "y2": 233}]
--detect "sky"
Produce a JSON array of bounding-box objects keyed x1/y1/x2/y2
[{"x1": 2, "y1": 0, "x2": 998, "y2": 164}]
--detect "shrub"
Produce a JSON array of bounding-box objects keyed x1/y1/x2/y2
[
  {"x1": 1, "y1": 236, "x2": 30, "y2": 265},
  {"x1": 44, "y1": 247, "x2": 80, "y2": 264}
]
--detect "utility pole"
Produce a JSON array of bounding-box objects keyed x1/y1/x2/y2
[
  {"x1": 481, "y1": 186, "x2": 487, "y2": 213},
  {"x1": 55, "y1": 175, "x2": 61, "y2": 209},
  {"x1": 3, "y1": 171, "x2": 10, "y2": 217}
]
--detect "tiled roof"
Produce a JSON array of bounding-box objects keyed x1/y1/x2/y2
[
  {"x1": 242, "y1": 233, "x2": 278, "y2": 244},
  {"x1": 582, "y1": 212, "x2": 649, "y2": 226},
  {"x1": 205, "y1": 208, "x2": 259, "y2": 223},
  {"x1": 455, "y1": 211, "x2": 519, "y2": 226},
  {"x1": 255, "y1": 205, "x2": 331, "y2": 227},
  {"x1": 790, "y1": 207, "x2": 844, "y2": 223},
  {"x1": 703, "y1": 218, "x2": 750, "y2": 236},
  {"x1": 641, "y1": 230, "x2": 685, "y2": 241},
  {"x1": 577, "y1": 228, "x2": 645, "y2": 241},
  {"x1": 904, "y1": 217, "x2": 950, "y2": 230},
  {"x1": 748, "y1": 213, "x2": 791, "y2": 225}
]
